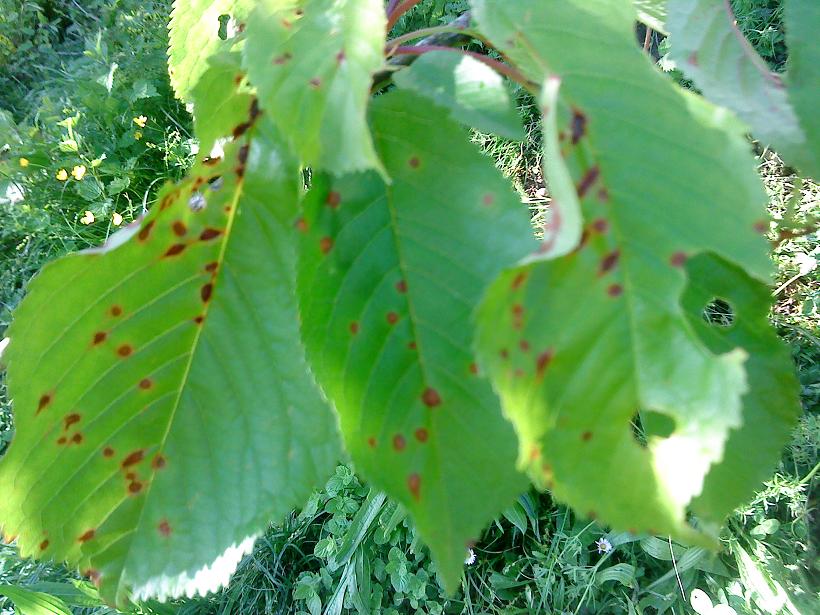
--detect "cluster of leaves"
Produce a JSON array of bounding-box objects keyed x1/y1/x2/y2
[{"x1": 0, "y1": 0, "x2": 816, "y2": 610}]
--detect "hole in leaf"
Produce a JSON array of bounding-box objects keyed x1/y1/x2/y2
[
  {"x1": 631, "y1": 410, "x2": 676, "y2": 447},
  {"x1": 702, "y1": 298, "x2": 734, "y2": 328}
]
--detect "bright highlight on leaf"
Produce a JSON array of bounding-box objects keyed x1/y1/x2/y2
[
  {"x1": 297, "y1": 90, "x2": 536, "y2": 591},
  {"x1": 472, "y1": 0, "x2": 798, "y2": 545}
]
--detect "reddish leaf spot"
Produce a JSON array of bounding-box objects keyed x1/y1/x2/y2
[
  {"x1": 367, "y1": 437, "x2": 376, "y2": 448},
  {"x1": 386, "y1": 312, "x2": 399, "y2": 325},
  {"x1": 122, "y1": 450, "x2": 144, "y2": 468},
  {"x1": 688, "y1": 51, "x2": 699, "y2": 66},
  {"x1": 482, "y1": 193, "x2": 495, "y2": 206},
  {"x1": 309, "y1": 77, "x2": 321, "y2": 88},
  {"x1": 512, "y1": 304, "x2": 524, "y2": 316},
  {"x1": 395, "y1": 280, "x2": 407, "y2": 293},
  {"x1": 407, "y1": 341, "x2": 417, "y2": 350},
  {"x1": 514, "y1": 368, "x2": 525, "y2": 378},
  {"x1": 233, "y1": 73, "x2": 243, "y2": 86},
  {"x1": 249, "y1": 99, "x2": 261, "y2": 120},
  {"x1": 414, "y1": 428, "x2": 429, "y2": 443},
  {"x1": 469, "y1": 362, "x2": 478, "y2": 375},
  {"x1": 235, "y1": 164, "x2": 245, "y2": 179},
  {"x1": 422, "y1": 387, "x2": 441, "y2": 408},
  {"x1": 158, "y1": 520, "x2": 172, "y2": 537},
  {"x1": 581, "y1": 431, "x2": 593, "y2": 442},
  {"x1": 349, "y1": 321, "x2": 359, "y2": 335},
  {"x1": 200, "y1": 228, "x2": 223, "y2": 241},
  {"x1": 78, "y1": 529, "x2": 95, "y2": 543},
  {"x1": 138, "y1": 220, "x2": 155, "y2": 241},
  {"x1": 37, "y1": 393, "x2": 53, "y2": 413},
  {"x1": 754, "y1": 220, "x2": 768, "y2": 233},
  {"x1": 408, "y1": 473, "x2": 421, "y2": 501},
  {"x1": 591, "y1": 218, "x2": 609, "y2": 233},
  {"x1": 203, "y1": 156, "x2": 221, "y2": 166},
  {"x1": 117, "y1": 344, "x2": 133, "y2": 358},
  {"x1": 165, "y1": 244, "x2": 186, "y2": 257},
  {"x1": 238, "y1": 145, "x2": 250, "y2": 164},
  {"x1": 295, "y1": 218, "x2": 308, "y2": 233},
  {"x1": 92, "y1": 331, "x2": 107, "y2": 345},
  {"x1": 138, "y1": 378, "x2": 153, "y2": 390},
  {"x1": 72, "y1": 433, "x2": 83, "y2": 444},
  {"x1": 57, "y1": 436, "x2": 67, "y2": 445},
  {"x1": 326, "y1": 191, "x2": 341, "y2": 208},
  {"x1": 64, "y1": 413, "x2": 81, "y2": 429},
  {"x1": 128, "y1": 481, "x2": 143, "y2": 494},
  {"x1": 408, "y1": 156, "x2": 420, "y2": 169},
  {"x1": 500, "y1": 348, "x2": 509, "y2": 360},
  {"x1": 103, "y1": 447, "x2": 115, "y2": 458},
  {"x1": 152, "y1": 454, "x2": 167, "y2": 470},
  {"x1": 39, "y1": 539, "x2": 49, "y2": 550},
  {"x1": 336, "y1": 50, "x2": 345, "y2": 63},
  {"x1": 576, "y1": 165, "x2": 600, "y2": 198},
  {"x1": 110, "y1": 305, "x2": 123, "y2": 317},
  {"x1": 393, "y1": 434, "x2": 406, "y2": 451},
  {"x1": 201, "y1": 283, "x2": 213, "y2": 303},
  {"x1": 670, "y1": 251, "x2": 688, "y2": 267},
  {"x1": 320, "y1": 237, "x2": 333, "y2": 254},
  {"x1": 588, "y1": 510, "x2": 597, "y2": 520},
  {"x1": 273, "y1": 52, "x2": 292, "y2": 65},
  {"x1": 205, "y1": 261, "x2": 219, "y2": 273},
  {"x1": 607, "y1": 283, "x2": 623, "y2": 297},
  {"x1": 511, "y1": 271, "x2": 528, "y2": 290},
  {"x1": 597, "y1": 188, "x2": 609, "y2": 202},
  {"x1": 172, "y1": 221, "x2": 187, "y2": 237},
  {"x1": 536, "y1": 349, "x2": 554, "y2": 379},
  {"x1": 84, "y1": 569, "x2": 101, "y2": 585},
  {"x1": 125, "y1": 472, "x2": 136, "y2": 481},
  {"x1": 599, "y1": 250, "x2": 620, "y2": 275},
  {"x1": 529, "y1": 446, "x2": 540, "y2": 461},
  {"x1": 193, "y1": 315, "x2": 205, "y2": 325},
  {"x1": 519, "y1": 340, "x2": 530, "y2": 352},
  {"x1": 232, "y1": 122, "x2": 251, "y2": 139},
  {"x1": 571, "y1": 109, "x2": 587, "y2": 144}
]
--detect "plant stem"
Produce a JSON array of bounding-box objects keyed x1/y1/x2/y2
[
  {"x1": 391, "y1": 44, "x2": 536, "y2": 93},
  {"x1": 386, "y1": 24, "x2": 473, "y2": 50},
  {"x1": 386, "y1": 0, "x2": 424, "y2": 32}
]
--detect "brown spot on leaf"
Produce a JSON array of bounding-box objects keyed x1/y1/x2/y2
[
  {"x1": 249, "y1": 99, "x2": 261, "y2": 120},
  {"x1": 386, "y1": 312, "x2": 399, "y2": 325},
  {"x1": 536, "y1": 349, "x2": 554, "y2": 379},
  {"x1": 576, "y1": 166, "x2": 600, "y2": 198},
  {"x1": 581, "y1": 431, "x2": 593, "y2": 442},
  {"x1": 414, "y1": 428, "x2": 428, "y2": 443},
  {"x1": 138, "y1": 378, "x2": 153, "y2": 390},
  {"x1": 309, "y1": 77, "x2": 321, "y2": 88},
  {"x1": 78, "y1": 529, "x2": 95, "y2": 543},
  {"x1": 138, "y1": 220, "x2": 155, "y2": 241},
  {"x1": 273, "y1": 52, "x2": 292, "y2": 65},
  {"x1": 152, "y1": 454, "x2": 166, "y2": 470},
  {"x1": 165, "y1": 244, "x2": 186, "y2": 257},
  {"x1": 39, "y1": 539, "x2": 49, "y2": 550},
  {"x1": 393, "y1": 434, "x2": 406, "y2": 451},
  {"x1": 64, "y1": 413, "x2": 81, "y2": 429},
  {"x1": 407, "y1": 341, "x2": 417, "y2": 350},
  {"x1": 128, "y1": 481, "x2": 143, "y2": 494},
  {"x1": 72, "y1": 433, "x2": 83, "y2": 444},
  {"x1": 591, "y1": 218, "x2": 609, "y2": 233},
  {"x1": 92, "y1": 331, "x2": 107, "y2": 345},
  {"x1": 408, "y1": 473, "x2": 421, "y2": 501},
  {"x1": 367, "y1": 436, "x2": 376, "y2": 448},
  {"x1": 349, "y1": 321, "x2": 359, "y2": 335},
  {"x1": 200, "y1": 228, "x2": 222, "y2": 241},
  {"x1": 117, "y1": 344, "x2": 133, "y2": 358},
  {"x1": 203, "y1": 156, "x2": 221, "y2": 166},
  {"x1": 519, "y1": 340, "x2": 530, "y2": 352},
  {"x1": 122, "y1": 450, "x2": 144, "y2": 468},
  {"x1": 103, "y1": 447, "x2": 115, "y2": 458},
  {"x1": 336, "y1": 50, "x2": 345, "y2": 63},
  {"x1": 326, "y1": 191, "x2": 341, "y2": 208},
  {"x1": 238, "y1": 145, "x2": 250, "y2": 165},
  {"x1": 172, "y1": 221, "x2": 187, "y2": 237},
  {"x1": 500, "y1": 348, "x2": 509, "y2": 360},
  {"x1": 670, "y1": 251, "x2": 687, "y2": 267},
  {"x1": 232, "y1": 122, "x2": 251, "y2": 139},
  {"x1": 408, "y1": 156, "x2": 420, "y2": 169},
  {"x1": 295, "y1": 218, "x2": 308, "y2": 233},
  {"x1": 38, "y1": 393, "x2": 53, "y2": 413},
  {"x1": 193, "y1": 315, "x2": 205, "y2": 325},
  {"x1": 597, "y1": 188, "x2": 609, "y2": 202},
  {"x1": 607, "y1": 283, "x2": 623, "y2": 297},
  {"x1": 599, "y1": 250, "x2": 620, "y2": 275},
  {"x1": 688, "y1": 51, "x2": 699, "y2": 66},
  {"x1": 422, "y1": 387, "x2": 441, "y2": 408},
  {"x1": 395, "y1": 280, "x2": 407, "y2": 293},
  {"x1": 158, "y1": 520, "x2": 172, "y2": 537},
  {"x1": 754, "y1": 220, "x2": 768, "y2": 233},
  {"x1": 482, "y1": 193, "x2": 495, "y2": 206},
  {"x1": 511, "y1": 271, "x2": 528, "y2": 290},
  {"x1": 205, "y1": 261, "x2": 219, "y2": 273},
  {"x1": 233, "y1": 73, "x2": 243, "y2": 86},
  {"x1": 57, "y1": 436, "x2": 67, "y2": 445},
  {"x1": 111, "y1": 305, "x2": 123, "y2": 317},
  {"x1": 320, "y1": 237, "x2": 333, "y2": 254},
  {"x1": 201, "y1": 283, "x2": 214, "y2": 303},
  {"x1": 469, "y1": 362, "x2": 478, "y2": 375},
  {"x1": 571, "y1": 109, "x2": 587, "y2": 144}
]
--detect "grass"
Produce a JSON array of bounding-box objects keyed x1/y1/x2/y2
[{"x1": 0, "y1": 1, "x2": 818, "y2": 614}]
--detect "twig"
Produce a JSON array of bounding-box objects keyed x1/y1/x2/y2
[
  {"x1": 643, "y1": 26, "x2": 653, "y2": 51},
  {"x1": 386, "y1": 0, "x2": 424, "y2": 32},
  {"x1": 668, "y1": 536, "x2": 686, "y2": 601}
]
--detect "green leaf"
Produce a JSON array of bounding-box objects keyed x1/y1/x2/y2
[
  {"x1": 0, "y1": 115, "x2": 339, "y2": 603},
  {"x1": 472, "y1": 0, "x2": 778, "y2": 544},
  {"x1": 297, "y1": 90, "x2": 536, "y2": 591},
  {"x1": 783, "y1": 0, "x2": 820, "y2": 178},
  {"x1": 667, "y1": 0, "x2": 819, "y2": 177},
  {"x1": 595, "y1": 563, "x2": 637, "y2": 588},
  {"x1": 244, "y1": 0, "x2": 386, "y2": 176},
  {"x1": 168, "y1": 0, "x2": 254, "y2": 102},
  {"x1": 392, "y1": 51, "x2": 524, "y2": 140},
  {"x1": 681, "y1": 255, "x2": 801, "y2": 519},
  {"x1": 633, "y1": 0, "x2": 667, "y2": 32},
  {"x1": 0, "y1": 584, "x2": 72, "y2": 615}
]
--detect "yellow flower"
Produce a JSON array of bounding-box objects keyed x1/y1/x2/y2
[
  {"x1": 80, "y1": 211, "x2": 95, "y2": 225},
  {"x1": 71, "y1": 165, "x2": 86, "y2": 181},
  {"x1": 56, "y1": 168, "x2": 68, "y2": 181},
  {"x1": 134, "y1": 130, "x2": 143, "y2": 140},
  {"x1": 19, "y1": 158, "x2": 29, "y2": 168},
  {"x1": 112, "y1": 212, "x2": 123, "y2": 226},
  {"x1": 133, "y1": 115, "x2": 147, "y2": 128}
]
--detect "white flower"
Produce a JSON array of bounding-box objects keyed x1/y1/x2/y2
[
  {"x1": 464, "y1": 548, "x2": 476, "y2": 565},
  {"x1": 595, "y1": 537, "x2": 612, "y2": 555}
]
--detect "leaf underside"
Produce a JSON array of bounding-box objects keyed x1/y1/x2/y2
[
  {"x1": 471, "y1": 0, "x2": 798, "y2": 543},
  {"x1": 0, "y1": 94, "x2": 339, "y2": 604},
  {"x1": 297, "y1": 90, "x2": 537, "y2": 591}
]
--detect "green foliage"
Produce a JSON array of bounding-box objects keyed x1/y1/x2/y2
[{"x1": 0, "y1": 0, "x2": 814, "y2": 608}]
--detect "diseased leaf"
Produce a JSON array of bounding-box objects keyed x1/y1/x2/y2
[
  {"x1": 168, "y1": 0, "x2": 254, "y2": 102},
  {"x1": 297, "y1": 90, "x2": 536, "y2": 591},
  {"x1": 0, "y1": 104, "x2": 339, "y2": 603},
  {"x1": 667, "y1": 0, "x2": 818, "y2": 177},
  {"x1": 681, "y1": 254, "x2": 801, "y2": 519},
  {"x1": 244, "y1": 0, "x2": 386, "y2": 176},
  {"x1": 472, "y1": 0, "x2": 782, "y2": 544},
  {"x1": 393, "y1": 51, "x2": 524, "y2": 140}
]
